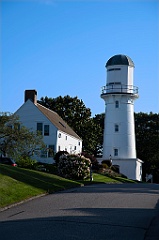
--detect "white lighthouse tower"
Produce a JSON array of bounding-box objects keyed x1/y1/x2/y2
[{"x1": 101, "y1": 54, "x2": 143, "y2": 181}]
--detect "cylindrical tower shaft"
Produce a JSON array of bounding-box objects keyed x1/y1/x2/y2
[
  {"x1": 102, "y1": 94, "x2": 138, "y2": 159},
  {"x1": 101, "y1": 54, "x2": 138, "y2": 161}
]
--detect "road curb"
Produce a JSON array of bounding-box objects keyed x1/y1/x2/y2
[
  {"x1": 0, "y1": 193, "x2": 47, "y2": 213},
  {"x1": 0, "y1": 184, "x2": 84, "y2": 213}
]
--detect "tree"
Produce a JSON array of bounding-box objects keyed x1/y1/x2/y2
[
  {"x1": 92, "y1": 113, "x2": 105, "y2": 156},
  {"x1": 38, "y1": 95, "x2": 91, "y2": 128},
  {"x1": 0, "y1": 112, "x2": 44, "y2": 160},
  {"x1": 135, "y1": 112, "x2": 159, "y2": 180},
  {"x1": 38, "y1": 95, "x2": 102, "y2": 155}
]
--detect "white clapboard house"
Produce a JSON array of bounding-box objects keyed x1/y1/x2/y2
[{"x1": 14, "y1": 90, "x2": 82, "y2": 163}]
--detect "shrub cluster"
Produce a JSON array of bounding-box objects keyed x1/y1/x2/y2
[
  {"x1": 81, "y1": 152, "x2": 99, "y2": 170},
  {"x1": 58, "y1": 154, "x2": 91, "y2": 180},
  {"x1": 16, "y1": 156, "x2": 37, "y2": 169},
  {"x1": 54, "y1": 151, "x2": 68, "y2": 166}
]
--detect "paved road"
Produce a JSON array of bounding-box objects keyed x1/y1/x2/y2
[{"x1": 0, "y1": 183, "x2": 159, "y2": 240}]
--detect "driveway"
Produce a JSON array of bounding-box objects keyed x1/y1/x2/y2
[{"x1": 0, "y1": 183, "x2": 159, "y2": 240}]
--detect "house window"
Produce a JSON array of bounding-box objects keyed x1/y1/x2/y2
[
  {"x1": 114, "y1": 149, "x2": 118, "y2": 156},
  {"x1": 37, "y1": 123, "x2": 43, "y2": 135},
  {"x1": 41, "y1": 146, "x2": 47, "y2": 158},
  {"x1": 115, "y1": 124, "x2": 119, "y2": 132},
  {"x1": 58, "y1": 133, "x2": 61, "y2": 138},
  {"x1": 66, "y1": 136, "x2": 67, "y2": 140},
  {"x1": 115, "y1": 101, "x2": 119, "y2": 108},
  {"x1": 78, "y1": 141, "x2": 80, "y2": 146},
  {"x1": 58, "y1": 146, "x2": 61, "y2": 151},
  {"x1": 74, "y1": 146, "x2": 76, "y2": 150},
  {"x1": 44, "y1": 125, "x2": 49, "y2": 136},
  {"x1": 48, "y1": 145, "x2": 54, "y2": 157}
]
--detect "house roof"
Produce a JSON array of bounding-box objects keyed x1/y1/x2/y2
[{"x1": 37, "y1": 103, "x2": 82, "y2": 140}]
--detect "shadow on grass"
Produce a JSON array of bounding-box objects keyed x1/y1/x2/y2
[{"x1": 0, "y1": 164, "x2": 81, "y2": 194}]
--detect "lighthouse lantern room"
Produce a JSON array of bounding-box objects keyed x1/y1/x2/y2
[{"x1": 101, "y1": 54, "x2": 143, "y2": 181}]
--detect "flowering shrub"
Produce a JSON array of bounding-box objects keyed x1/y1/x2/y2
[{"x1": 58, "y1": 154, "x2": 91, "y2": 180}]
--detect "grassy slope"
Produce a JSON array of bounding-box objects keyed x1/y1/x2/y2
[
  {"x1": 0, "y1": 164, "x2": 137, "y2": 208},
  {"x1": 0, "y1": 165, "x2": 81, "y2": 208}
]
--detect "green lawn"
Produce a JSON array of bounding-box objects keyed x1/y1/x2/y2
[
  {"x1": 0, "y1": 164, "x2": 137, "y2": 209},
  {"x1": 0, "y1": 164, "x2": 81, "y2": 208},
  {"x1": 79, "y1": 173, "x2": 137, "y2": 184}
]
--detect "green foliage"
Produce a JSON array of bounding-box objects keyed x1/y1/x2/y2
[
  {"x1": 97, "y1": 164, "x2": 127, "y2": 179},
  {"x1": 92, "y1": 113, "x2": 105, "y2": 156},
  {"x1": 16, "y1": 157, "x2": 38, "y2": 169},
  {"x1": 54, "y1": 150, "x2": 69, "y2": 166},
  {"x1": 38, "y1": 95, "x2": 91, "y2": 124},
  {"x1": 102, "y1": 163, "x2": 109, "y2": 169},
  {"x1": 58, "y1": 154, "x2": 91, "y2": 180},
  {"x1": 81, "y1": 152, "x2": 99, "y2": 169},
  {"x1": 135, "y1": 112, "x2": 159, "y2": 179},
  {"x1": 101, "y1": 160, "x2": 112, "y2": 167},
  {"x1": 36, "y1": 163, "x2": 58, "y2": 174},
  {"x1": 0, "y1": 112, "x2": 45, "y2": 159},
  {"x1": 45, "y1": 164, "x2": 58, "y2": 174}
]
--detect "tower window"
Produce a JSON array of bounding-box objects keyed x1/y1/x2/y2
[
  {"x1": 115, "y1": 101, "x2": 119, "y2": 108},
  {"x1": 107, "y1": 68, "x2": 121, "y2": 71},
  {"x1": 115, "y1": 124, "x2": 119, "y2": 132},
  {"x1": 114, "y1": 149, "x2": 118, "y2": 156}
]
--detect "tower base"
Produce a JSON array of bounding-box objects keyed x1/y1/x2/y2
[{"x1": 111, "y1": 158, "x2": 143, "y2": 181}]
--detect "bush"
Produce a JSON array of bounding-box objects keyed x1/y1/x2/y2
[
  {"x1": 102, "y1": 163, "x2": 109, "y2": 169},
  {"x1": 45, "y1": 164, "x2": 58, "y2": 174},
  {"x1": 101, "y1": 160, "x2": 112, "y2": 167},
  {"x1": 58, "y1": 154, "x2": 91, "y2": 180},
  {"x1": 81, "y1": 152, "x2": 99, "y2": 170},
  {"x1": 54, "y1": 151, "x2": 68, "y2": 166},
  {"x1": 16, "y1": 156, "x2": 37, "y2": 169}
]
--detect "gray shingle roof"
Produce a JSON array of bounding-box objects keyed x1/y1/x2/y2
[{"x1": 37, "y1": 103, "x2": 82, "y2": 140}]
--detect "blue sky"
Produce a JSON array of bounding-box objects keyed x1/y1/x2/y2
[{"x1": 1, "y1": 0, "x2": 159, "y2": 117}]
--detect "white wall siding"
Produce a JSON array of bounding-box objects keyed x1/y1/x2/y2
[
  {"x1": 15, "y1": 100, "x2": 82, "y2": 164},
  {"x1": 112, "y1": 158, "x2": 142, "y2": 181},
  {"x1": 57, "y1": 131, "x2": 82, "y2": 154}
]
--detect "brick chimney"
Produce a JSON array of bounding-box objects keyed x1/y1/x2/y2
[{"x1": 25, "y1": 90, "x2": 37, "y2": 105}]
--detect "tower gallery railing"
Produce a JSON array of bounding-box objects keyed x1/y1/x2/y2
[{"x1": 101, "y1": 84, "x2": 138, "y2": 95}]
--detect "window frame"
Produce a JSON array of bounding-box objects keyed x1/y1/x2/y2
[
  {"x1": 115, "y1": 100, "x2": 119, "y2": 108},
  {"x1": 37, "y1": 122, "x2": 43, "y2": 135},
  {"x1": 114, "y1": 148, "x2": 119, "y2": 156},
  {"x1": 115, "y1": 124, "x2": 119, "y2": 132},
  {"x1": 44, "y1": 124, "x2": 49, "y2": 136}
]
